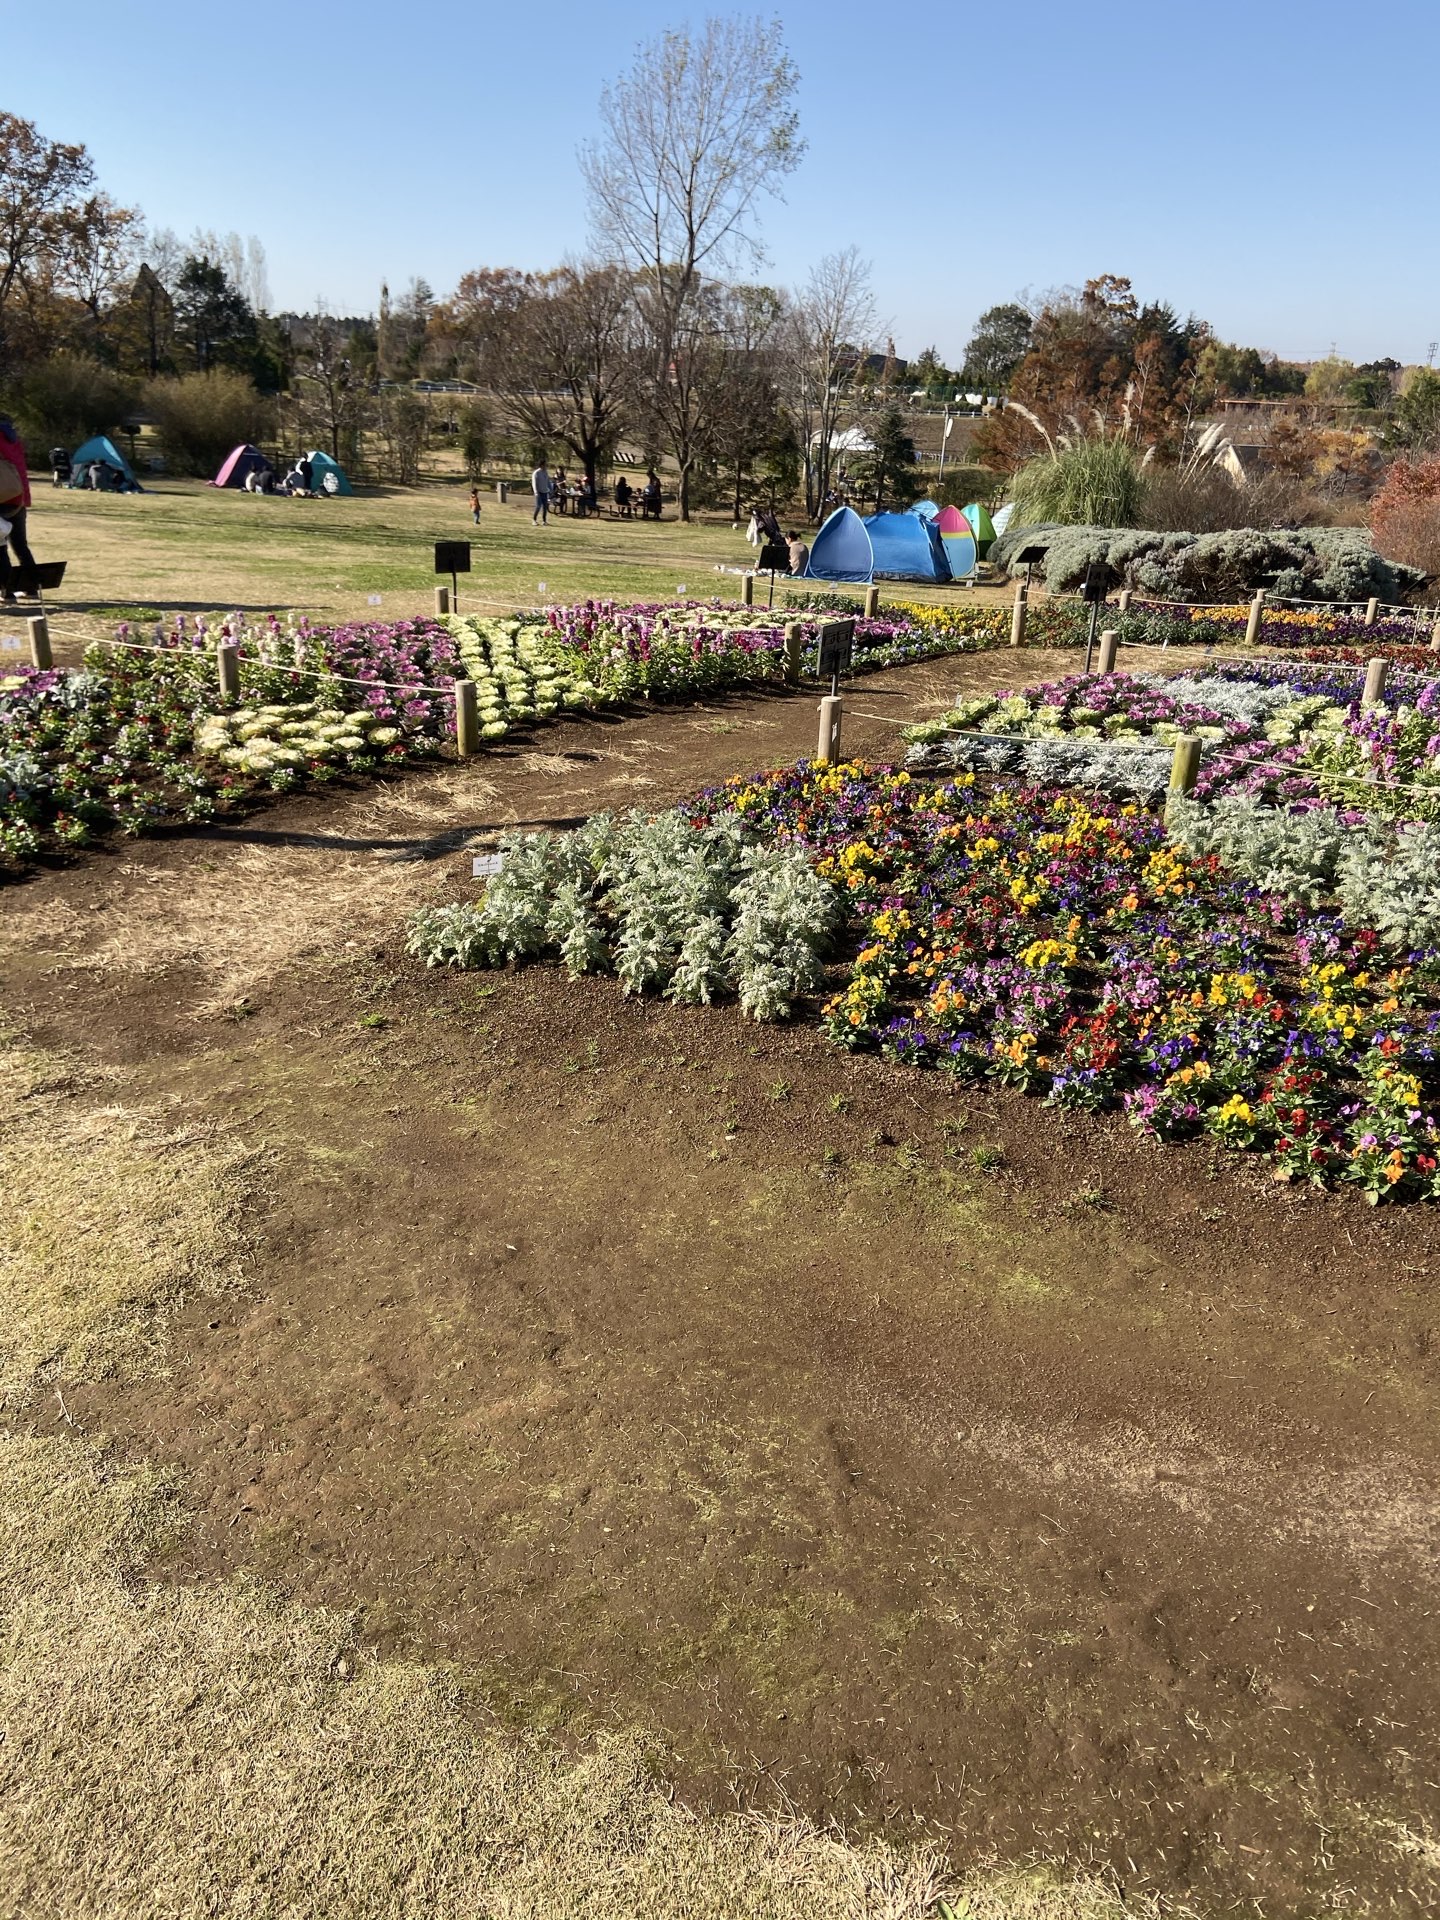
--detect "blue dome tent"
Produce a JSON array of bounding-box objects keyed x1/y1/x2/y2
[
  {"x1": 802, "y1": 504, "x2": 874, "y2": 583},
  {"x1": 863, "y1": 510, "x2": 952, "y2": 583},
  {"x1": 68, "y1": 435, "x2": 141, "y2": 490}
]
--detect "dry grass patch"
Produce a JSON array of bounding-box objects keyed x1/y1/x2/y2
[
  {"x1": 0, "y1": 1035, "x2": 251, "y2": 1409},
  {"x1": 0, "y1": 1432, "x2": 1158, "y2": 1920},
  {"x1": 0, "y1": 765, "x2": 503, "y2": 1014}
]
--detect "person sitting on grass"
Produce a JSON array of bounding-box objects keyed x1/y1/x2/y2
[{"x1": 787, "y1": 530, "x2": 810, "y2": 575}]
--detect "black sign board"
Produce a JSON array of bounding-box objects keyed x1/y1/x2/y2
[
  {"x1": 1015, "y1": 543, "x2": 1048, "y2": 567},
  {"x1": 815, "y1": 617, "x2": 854, "y2": 687},
  {"x1": 1081, "y1": 560, "x2": 1116, "y2": 604},
  {"x1": 434, "y1": 540, "x2": 472, "y2": 575},
  {"x1": 757, "y1": 538, "x2": 790, "y2": 573}
]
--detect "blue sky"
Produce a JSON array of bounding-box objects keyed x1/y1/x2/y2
[{"x1": 8, "y1": 0, "x2": 1436, "y2": 365}]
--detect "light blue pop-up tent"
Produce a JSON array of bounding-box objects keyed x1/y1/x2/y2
[
  {"x1": 802, "y1": 504, "x2": 874, "y2": 583},
  {"x1": 69, "y1": 434, "x2": 140, "y2": 490},
  {"x1": 304, "y1": 449, "x2": 353, "y2": 495},
  {"x1": 911, "y1": 498, "x2": 940, "y2": 520},
  {"x1": 863, "y1": 510, "x2": 952, "y2": 582}
]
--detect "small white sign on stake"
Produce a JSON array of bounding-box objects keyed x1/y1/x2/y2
[
  {"x1": 472, "y1": 852, "x2": 505, "y2": 878},
  {"x1": 0, "y1": 635, "x2": 23, "y2": 653},
  {"x1": 367, "y1": 593, "x2": 382, "y2": 606}
]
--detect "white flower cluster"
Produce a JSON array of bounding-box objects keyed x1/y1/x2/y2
[
  {"x1": 194, "y1": 702, "x2": 399, "y2": 774},
  {"x1": 452, "y1": 617, "x2": 607, "y2": 739}
]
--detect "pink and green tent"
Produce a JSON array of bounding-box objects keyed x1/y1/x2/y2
[{"x1": 935, "y1": 505, "x2": 976, "y2": 579}]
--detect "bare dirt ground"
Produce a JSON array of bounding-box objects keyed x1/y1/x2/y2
[{"x1": 5, "y1": 645, "x2": 1439, "y2": 1916}]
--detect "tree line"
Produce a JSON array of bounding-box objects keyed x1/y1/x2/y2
[{"x1": 5, "y1": 17, "x2": 1438, "y2": 515}]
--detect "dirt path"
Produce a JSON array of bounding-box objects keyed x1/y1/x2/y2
[{"x1": 5, "y1": 648, "x2": 1439, "y2": 1916}]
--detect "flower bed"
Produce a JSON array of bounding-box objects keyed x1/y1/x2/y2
[
  {"x1": 451, "y1": 615, "x2": 607, "y2": 736},
  {"x1": 0, "y1": 616, "x2": 463, "y2": 871},
  {"x1": 700, "y1": 760, "x2": 1440, "y2": 1203},
  {"x1": 906, "y1": 660, "x2": 1440, "y2": 818},
  {"x1": 543, "y1": 600, "x2": 790, "y2": 696}
]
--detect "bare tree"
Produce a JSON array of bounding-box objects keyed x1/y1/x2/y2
[
  {"x1": 581, "y1": 15, "x2": 803, "y2": 517},
  {"x1": 708, "y1": 283, "x2": 788, "y2": 517},
  {"x1": 786, "y1": 248, "x2": 878, "y2": 520},
  {"x1": 499, "y1": 263, "x2": 639, "y2": 492},
  {"x1": 287, "y1": 308, "x2": 368, "y2": 465},
  {"x1": 187, "y1": 229, "x2": 270, "y2": 313}
]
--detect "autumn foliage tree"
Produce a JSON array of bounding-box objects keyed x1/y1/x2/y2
[
  {"x1": 1371, "y1": 457, "x2": 1440, "y2": 579},
  {"x1": 974, "y1": 275, "x2": 1210, "y2": 471}
]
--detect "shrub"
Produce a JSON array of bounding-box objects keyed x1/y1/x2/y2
[
  {"x1": 989, "y1": 523, "x2": 1426, "y2": 604},
  {"x1": 145, "y1": 371, "x2": 273, "y2": 476},
  {"x1": 1371, "y1": 458, "x2": 1440, "y2": 579},
  {"x1": 1008, "y1": 437, "x2": 1145, "y2": 528},
  {"x1": 11, "y1": 354, "x2": 140, "y2": 452}
]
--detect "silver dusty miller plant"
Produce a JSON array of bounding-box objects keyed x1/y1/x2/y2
[{"x1": 405, "y1": 807, "x2": 841, "y2": 1020}]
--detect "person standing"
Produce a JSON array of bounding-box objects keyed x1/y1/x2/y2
[
  {"x1": 0, "y1": 417, "x2": 36, "y2": 603},
  {"x1": 531, "y1": 460, "x2": 553, "y2": 524},
  {"x1": 468, "y1": 485, "x2": 482, "y2": 525}
]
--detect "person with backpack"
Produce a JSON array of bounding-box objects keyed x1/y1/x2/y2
[{"x1": 0, "y1": 418, "x2": 37, "y2": 604}]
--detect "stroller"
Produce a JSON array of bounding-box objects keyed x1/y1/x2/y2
[{"x1": 50, "y1": 447, "x2": 72, "y2": 487}]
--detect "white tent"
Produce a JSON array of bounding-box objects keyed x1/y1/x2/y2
[{"x1": 811, "y1": 426, "x2": 873, "y2": 454}]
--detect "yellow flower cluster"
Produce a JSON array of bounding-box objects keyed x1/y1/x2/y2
[
  {"x1": 1142, "y1": 847, "x2": 1192, "y2": 899},
  {"x1": 1020, "y1": 936, "x2": 1079, "y2": 971}
]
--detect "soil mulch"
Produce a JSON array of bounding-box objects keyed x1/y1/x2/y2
[{"x1": 5, "y1": 644, "x2": 1438, "y2": 1916}]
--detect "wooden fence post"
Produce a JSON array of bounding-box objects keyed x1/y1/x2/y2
[
  {"x1": 741, "y1": 571, "x2": 754, "y2": 607},
  {"x1": 1364, "y1": 596, "x2": 1379, "y2": 627},
  {"x1": 1430, "y1": 610, "x2": 1440, "y2": 652},
  {"x1": 495, "y1": 481, "x2": 509, "y2": 504},
  {"x1": 1243, "y1": 589, "x2": 1267, "y2": 647},
  {"x1": 27, "y1": 615, "x2": 51, "y2": 670},
  {"x1": 1169, "y1": 734, "x2": 1201, "y2": 795},
  {"x1": 1362, "y1": 655, "x2": 1388, "y2": 707},
  {"x1": 454, "y1": 679, "x2": 479, "y2": 756},
  {"x1": 435, "y1": 584, "x2": 451, "y2": 617},
  {"x1": 783, "y1": 621, "x2": 804, "y2": 685},
  {"x1": 1097, "y1": 628, "x2": 1119, "y2": 675},
  {"x1": 1010, "y1": 582, "x2": 1028, "y2": 648},
  {"x1": 1116, "y1": 588, "x2": 1133, "y2": 614},
  {"x1": 816, "y1": 694, "x2": 843, "y2": 764},
  {"x1": 863, "y1": 582, "x2": 880, "y2": 618},
  {"x1": 216, "y1": 641, "x2": 240, "y2": 702}
]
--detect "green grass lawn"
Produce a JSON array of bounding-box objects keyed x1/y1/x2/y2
[
  {"x1": 12, "y1": 478, "x2": 1004, "y2": 647},
  {"x1": 18, "y1": 479, "x2": 770, "y2": 628}
]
